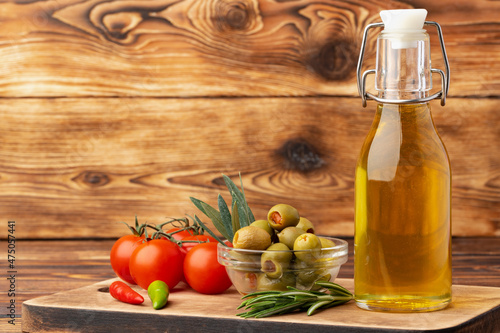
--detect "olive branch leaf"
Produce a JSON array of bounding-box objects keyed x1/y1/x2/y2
[{"x1": 189, "y1": 173, "x2": 254, "y2": 244}]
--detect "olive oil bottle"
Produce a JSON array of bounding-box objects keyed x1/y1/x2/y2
[{"x1": 354, "y1": 9, "x2": 452, "y2": 312}]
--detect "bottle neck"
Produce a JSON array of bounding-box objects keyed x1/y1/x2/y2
[
  {"x1": 375, "y1": 30, "x2": 432, "y2": 102},
  {"x1": 375, "y1": 103, "x2": 435, "y2": 140},
  {"x1": 378, "y1": 90, "x2": 428, "y2": 101}
]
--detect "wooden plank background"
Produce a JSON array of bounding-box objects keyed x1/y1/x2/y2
[{"x1": 0, "y1": 0, "x2": 499, "y2": 239}]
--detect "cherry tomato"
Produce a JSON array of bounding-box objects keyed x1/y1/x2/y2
[
  {"x1": 129, "y1": 239, "x2": 184, "y2": 290},
  {"x1": 183, "y1": 242, "x2": 232, "y2": 294},
  {"x1": 110, "y1": 235, "x2": 146, "y2": 284},
  {"x1": 166, "y1": 227, "x2": 196, "y2": 241},
  {"x1": 164, "y1": 230, "x2": 208, "y2": 282},
  {"x1": 179, "y1": 235, "x2": 217, "y2": 254}
]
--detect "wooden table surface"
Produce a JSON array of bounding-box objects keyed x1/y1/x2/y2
[{"x1": 5, "y1": 237, "x2": 500, "y2": 332}]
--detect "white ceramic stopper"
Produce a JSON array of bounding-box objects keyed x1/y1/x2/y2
[{"x1": 380, "y1": 9, "x2": 427, "y2": 49}]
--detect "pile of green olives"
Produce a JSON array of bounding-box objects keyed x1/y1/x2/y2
[{"x1": 230, "y1": 204, "x2": 338, "y2": 292}]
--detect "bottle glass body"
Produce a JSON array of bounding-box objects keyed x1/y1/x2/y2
[{"x1": 354, "y1": 101, "x2": 452, "y2": 311}]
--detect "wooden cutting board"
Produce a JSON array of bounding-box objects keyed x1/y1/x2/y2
[{"x1": 22, "y1": 278, "x2": 500, "y2": 333}]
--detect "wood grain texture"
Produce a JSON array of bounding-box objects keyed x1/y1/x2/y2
[
  {"x1": 0, "y1": 0, "x2": 498, "y2": 240},
  {"x1": 0, "y1": 97, "x2": 498, "y2": 239},
  {"x1": 0, "y1": 0, "x2": 498, "y2": 97},
  {"x1": 21, "y1": 277, "x2": 500, "y2": 332}
]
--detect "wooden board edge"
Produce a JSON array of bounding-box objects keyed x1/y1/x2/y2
[
  {"x1": 451, "y1": 303, "x2": 500, "y2": 333},
  {"x1": 21, "y1": 301, "x2": 500, "y2": 333},
  {"x1": 21, "y1": 279, "x2": 500, "y2": 333},
  {"x1": 20, "y1": 302, "x2": 377, "y2": 333}
]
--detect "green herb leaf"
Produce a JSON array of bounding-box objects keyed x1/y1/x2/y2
[
  {"x1": 315, "y1": 281, "x2": 353, "y2": 297},
  {"x1": 222, "y1": 174, "x2": 254, "y2": 227},
  {"x1": 189, "y1": 173, "x2": 255, "y2": 245},
  {"x1": 233, "y1": 190, "x2": 250, "y2": 229},
  {"x1": 235, "y1": 281, "x2": 353, "y2": 318},
  {"x1": 190, "y1": 196, "x2": 233, "y2": 241},
  {"x1": 306, "y1": 300, "x2": 332, "y2": 316},
  {"x1": 255, "y1": 301, "x2": 308, "y2": 318},
  {"x1": 238, "y1": 172, "x2": 255, "y2": 223},
  {"x1": 218, "y1": 194, "x2": 234, "y2": 242},
  {"x1": 192, "y1": 215, "x2": 226, "y2": 246},
  {"x1": 231, "y1": 201, "x2": 241, "y2": 236},
  {"x1": 190, "y1": 197, "x2": 209, "y2": 215},
  {"x1": 200, "y1": 201, "x2": 231, "y2": 241}
]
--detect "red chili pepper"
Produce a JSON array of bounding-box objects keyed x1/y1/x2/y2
[{"x1": 109, "y1": 281, "x2": 144, "y2": 305}]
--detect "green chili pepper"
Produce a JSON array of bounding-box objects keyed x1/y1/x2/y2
[{"x1": 147, "y1": 280, "x2": 169, "y2": 310}]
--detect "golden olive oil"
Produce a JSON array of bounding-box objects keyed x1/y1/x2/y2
[{"x1": 354, "y1": 103, "x2": 451, "y2": 311}]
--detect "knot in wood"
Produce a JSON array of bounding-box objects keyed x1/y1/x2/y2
[
  {"x1": 74, "y1": 171, "x2": 110, "y2": 187},
  {"x1": 486, "y1": 174, "x2": 500, "y2": 189},
  {"x1": 102, "y1": 12, "x2": 143, "y2": 41},
  {"x1": 214, "y1": 0, "x2": 255, "y2": 32},
  {"x1": 278, "y1": 139, "x2": 324, "y2": 173},
  {"x1": 307, "y1": 39, "x2": 357, "y2": 81}
]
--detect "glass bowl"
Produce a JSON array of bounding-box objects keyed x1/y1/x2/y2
[{"x1": 217, "y1": 237, "x2": 348, "y2": 295}]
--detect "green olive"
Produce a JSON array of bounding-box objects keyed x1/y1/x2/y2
[
  {"x1": 261, "y1": 243, "x2": 292, "y2": 279},
  {"x1": 227, "y1": 270, "x2": 259, "y2": 295},
  {"x1": 267, "y1": 204, "x2": 300, "y2": 231},
  {"x1": 229, "y1": 249, "x2": 261, "y2": 266},
  {"x1": 319, "y1": 237, "x2": 336, "y2": 248},
  {"x1": 233, "y1": 226, "x2": 271, "y2": 250},
  {"x1": 257, "y1": 272, "x2": 296, "y2": 291},
  {"x1": 295, "y1": 268, "x2": 315, "y2": 284},
  {"x1": 293, "y1": 233, "x2": 322, "y2": 262},
  {"x1": 296, "y1": 217, "x2": 315, "y2": 234},
  {"x1": 261, "y1": 258, "x2": 283, "y2": 279},
  {"x1": 294, "y1": 259, "x2": 331, "y2": 289},
  {"x1": 277, "y1": 227, "x2": 305, "y2": 249},
  {"x1": 318, "y1": 237, "x2": 337, "y2": 258},
  {"x1": 250, "y1": 219, "x2": 274, "y2": 237},
  {"x1": 295, "y1": 265, "x2": 329, "y2": 284},
  {"x1": 262, "y1": 243, "x2": 292, "y2": 260}
]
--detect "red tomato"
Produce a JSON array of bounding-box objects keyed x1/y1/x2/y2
[
  {"x1": 183, "y1": 242, "x2": 232, "y2": 294},
  {"x1": 164, "y1": 230, "x2": 209, "y2": 283},
  {"x1": 179, "y1": 234, "x2": 217, "y2": 254},
  {"x1": 166, "y1": 227, "x2": 196, "y2": 241},
  {"x1": 129, "y1": 239, "x2": 184, "y2": 290},
  {"x1": 110, "y1": 235, "x2": 146, "y2": 284}
]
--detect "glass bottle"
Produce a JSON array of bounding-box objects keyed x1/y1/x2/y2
[{"x1": 354, "y1": 9, "x2": 452, "y2": 312}]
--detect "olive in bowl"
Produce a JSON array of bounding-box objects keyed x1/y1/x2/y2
[{"x1": 217, "y1": 237, "x2": 348, "y2": 295}]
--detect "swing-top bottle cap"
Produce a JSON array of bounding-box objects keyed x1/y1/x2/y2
[
  {"x1": 357, "y1": 9, "x2": 450, "y2": 106},
  {"x1": 380, "y1": 9, "x2": 428, "y2": 49}
]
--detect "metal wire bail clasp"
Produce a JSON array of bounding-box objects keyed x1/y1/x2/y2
[{"x1": 356, "y1": 21, "x2": 450, "y2": 107}]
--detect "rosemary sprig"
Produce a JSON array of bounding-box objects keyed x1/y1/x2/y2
[{"x1": 236, "y1": 281, "x2": 353, "y2": 318}]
